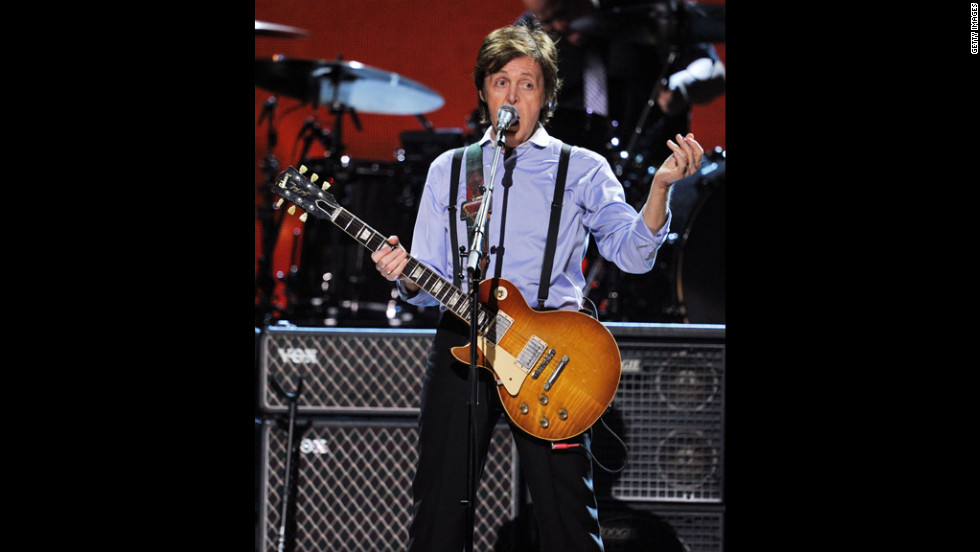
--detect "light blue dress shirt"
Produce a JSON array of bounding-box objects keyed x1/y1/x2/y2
[{"x1": 397, "y1": 124, "x2": 671, "y2": 312}]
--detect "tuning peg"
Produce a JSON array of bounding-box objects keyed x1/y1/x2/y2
[
  {"x1": 310, "y1": 173, "x2": 319, "y2": 183},
  {"x1": 299, "y1": 212, "x2": 308, "y2": 222},
  {"x1": 287, "y1": 205, "x2": 297, "y2": 215},
  {"x1": 274, "y1": 198, "x2": 284, "y2": 209},
  {"x1": 299, "y1": 165, "x2": 308, "y2": 174},
  {"x1": 322, "y1": 182, "x2": 331, "y2": 191}
]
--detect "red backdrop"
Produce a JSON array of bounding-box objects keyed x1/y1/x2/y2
[{"x1": 254, "y1": 0, "x2": 725, "y2": 317}]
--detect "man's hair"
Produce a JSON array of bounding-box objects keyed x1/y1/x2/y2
[{"x1": 473, "y1": 19, "x2": 562, "y2": 126}]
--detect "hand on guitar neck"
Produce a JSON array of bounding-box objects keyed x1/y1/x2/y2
[{"x1": 371, "y1": 236, "x2": 419, "y2": 293}]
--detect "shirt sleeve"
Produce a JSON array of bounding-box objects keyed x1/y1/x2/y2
[
  {"x1": 394, "y1": 150, "x2": 454, "y2": 307},
  {"x1": 578, "y1": 152, "x2": 673, "y2": 274}
]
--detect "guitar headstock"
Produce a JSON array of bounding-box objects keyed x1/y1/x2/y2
[{"x1": 272, "y1": 166, "x2": 340, "y2": 222}]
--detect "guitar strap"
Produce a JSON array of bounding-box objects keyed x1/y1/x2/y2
[
  {"x1": 449, "y1": 143, "x2": 484, "y2": 287},
  {"x1": 448, "y1": 141, "x2": 572, "y2": 306},
  {"x1": 448, "y1": 146, "x2": 465, "y2": 287}
]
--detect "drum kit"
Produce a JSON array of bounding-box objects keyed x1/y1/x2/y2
[
  {"x1": 253, "y1": 20, "x2": 457, "y2": 328},
  {"x1": 254, "y1": 3, "x2": 725, "y2": 328}
]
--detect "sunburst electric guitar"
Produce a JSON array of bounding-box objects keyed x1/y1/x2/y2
[{"x1": 272, "y1": 166, "x2": 621, "y2": 441}]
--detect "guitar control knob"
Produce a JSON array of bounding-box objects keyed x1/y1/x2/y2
[
  {"x1": 519, "y1": 402, "x2": 529, "y2": 414},
  {"x1": 558, "y1": 408, "x2": 568, "y2": 420},
  {"x1": 539, "y1": 393, "x2": 549, "y2": 405},
  {"x1": 539, "y1": 416, "x2": 549, "y2": 428}
]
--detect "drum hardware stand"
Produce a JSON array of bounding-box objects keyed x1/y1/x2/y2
[
  {"x1": 256, "y1": 96, "x2": 287, "y2": 327},
  {"x1": 621, "y1": 48, "x2": 677, "y2": 188},
  {"x1": 289, "y1": 56, "x2": 370, "y2": 324},
  {"x1": 327, "y1": 93, "x2": 367, "y2": 309},
  {"x1": 414, "y1": 113, "x2": 435, "y2": 132},
  {"x1": 310, "y1": 55, "x2": 362, "y2": 161},
  {"x1": 296, "y1": 116, "x2": 333, "y2": 165},
  {"x1": 595, "y1": 45, "x2": 679, "y2": 321},
  {"x1": 269, "y1": 375, "x2": 307, "y2": 552}
]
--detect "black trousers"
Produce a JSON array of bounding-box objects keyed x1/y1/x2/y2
[{"x1": 407, "y1": 312, "x2": 604, "y2": 552}]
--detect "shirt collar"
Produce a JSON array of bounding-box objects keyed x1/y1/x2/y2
[{"x1": 478, "y1": 122, "x2": 551, "y2": 150}]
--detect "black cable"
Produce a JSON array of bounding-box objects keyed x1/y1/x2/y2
[{"x1": 551, "y1": 415, "x2": 629, "y2": 474}]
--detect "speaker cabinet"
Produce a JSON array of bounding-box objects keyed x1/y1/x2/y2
[
  {"x1": 257, "y1": 418, "x2": 519, "y2": 552},
  {"x1": 598, "y1": 501, "x2": 725, "y2": 552},
  {"x1": 495, "y1": 501, "x2": 724, "y2": 552},
  {"x1": 258, "y1": 326, "x2": 435, "y2": 415},
  {"x1": 255, "y1": 323, "x2": 725, "y2": 551},
  {"x1": 594, "y1": 323, "x2": 726, "y2": 505}
]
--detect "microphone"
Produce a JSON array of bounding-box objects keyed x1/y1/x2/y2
[
  {"x1": 494, "y1": 104, "x2": 517, "y2": 145},
  {"x1": 467, "y1": 105, "x2": 516, "y2": 277}
]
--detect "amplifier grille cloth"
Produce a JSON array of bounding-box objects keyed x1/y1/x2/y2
[
  {"x1": 259, "y1": 419, "x2": 517, "y2": 552},
  {"x1": 658, "y1": 509, "x2": 724, "y2": 552},
  {"x1": 599, "y1": 503, "x2": 725, "y2": 552},
  {"x1": 260, "y1": 329, "x2": 434, "y2": 414},
  {"x1": 594, "y1": 340, "x2": 725, "y2": 503}
]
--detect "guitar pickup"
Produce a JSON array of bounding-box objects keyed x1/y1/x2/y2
[
  {"x1": 516, "y1": 336, "x2": 547, "y2": 374},
  {"x1": 531, "y1": 348, "x2": 556, "y2": 379},
  {"x1": 542, "y1": 355, "x2": 570, "y2": 391}
]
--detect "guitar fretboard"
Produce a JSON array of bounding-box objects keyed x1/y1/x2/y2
[{"x1": 331, "y1": 207, "x2": 497, "y2": 337}]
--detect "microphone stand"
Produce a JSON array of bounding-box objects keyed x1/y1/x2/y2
[
  {"x1": 256, "y1": 96, "x2": 285, "y2": 327},
  {"x1": 623, "y1": 48, "x2": 677, "y2": 169},
  {"x1": 462, "y1": 129, "x2": 506, "y2": 552},
  {"x1": 270, "y1": 375, "x2": 305, "y2": 552}
]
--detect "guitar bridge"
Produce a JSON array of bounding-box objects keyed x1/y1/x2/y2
[
  {"x1": 516, "y1": 336, "x2": 547, "y2": 374},
  {"x1": 543, "y1": 355, "x2": 570, "y2": 391},
  {"x1": 531, "y1": 349, "x2": 556, "y2": 379}
]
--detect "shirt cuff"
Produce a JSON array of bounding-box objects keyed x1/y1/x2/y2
[
  {"x1": 634, "y1": 208, "x2": 673, "y2": 261},
  {"x1": 395, "y1": 278, "x2": 421, "y2": 301}
]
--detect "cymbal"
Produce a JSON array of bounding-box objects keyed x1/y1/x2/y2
[
  {"x1": 255, "y1": 56, "x2": 445, "y2": 115},
  {"x1": 255, "y1": 20, "x2": 310, "y2": 38},
  {"x1": 569, "y1": 2, "x2": 725, "y2": 46}
]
